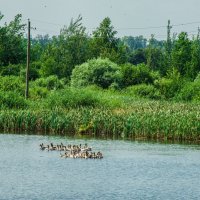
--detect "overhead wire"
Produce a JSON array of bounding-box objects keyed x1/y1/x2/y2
[
  {"x1": 29, "y1": 18, "x2": 200, "y2": 31},
  {"x1": 3, "y1": 17, "x2": 200, "y2": 39}
]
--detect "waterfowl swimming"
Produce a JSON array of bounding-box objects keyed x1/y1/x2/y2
[
  {"x1": 39, "y1": 142, "x2": 103, "y2": 159},
  {"x1": 60, "y1": 152, "x2": 68, "y2": 158},
  {"x1": 97, "y1": 151, "x2": 103, "y2": 159},
  {"x1": 39, "y1": 143, "x2": 47, "y2": 150},
  {"x1": 50, "y1": 143, "x2": 57, "y2": 150}
]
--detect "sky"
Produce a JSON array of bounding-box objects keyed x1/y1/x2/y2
[{"x1": 0, "y1": 0, "x2": 200, "y2": 39}]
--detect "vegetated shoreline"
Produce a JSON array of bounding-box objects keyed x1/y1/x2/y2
[{"x1": 0, "y1": 100, "x2": 199, "y2": 143}]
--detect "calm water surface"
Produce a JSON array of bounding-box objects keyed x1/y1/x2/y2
[{"x1": 0, "y1": 134, "x2": 200, "y2": 200}]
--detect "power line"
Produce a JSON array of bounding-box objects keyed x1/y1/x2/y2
[
  {"x1": 33, "y1": 28, "x2": 59, "y2": 34},
  {"x1": 172, "y1": 21, "x2": 200, "y2": 27},
  {"x1": 31, "y1": 18, "x2": 63, "y2": 27},
  {"x1": 30, "y1": 18, "x2": 200, "y2": 31}
]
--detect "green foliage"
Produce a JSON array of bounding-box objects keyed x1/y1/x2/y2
[
  {"x1": 41, "y1": 15, "x2": 90, "y2": 78},
  {"x1": 90, "y1": 17, "x2": 127, "y2": 64},
  {"x1": 0, "y1": 13, "x2": 26, "y2": 66},
  {"x1": 0, "y1": 63, "x2": 23, "y2": 76},
  {"x1": 1, "y1": 100, "x2": 199, "y2": 141},
  {"x1": 129, "y1": 48, "x2": 146, "y2": 65},
  {"x1": 146, "y1": 47, "x2": 165, "y2": 72},
  {"x1": 194, "y1": 72, "x2": 200, "y2": 82},
  {"x1": 122, "y1": 35, "x2": 147, "y2": 50},
  {"x1": 188, "y1": 36, "x2": 200, "y2": 79},
  {"x1": 45, "y1": 87, "x2": 100, "y2": 109},
  {"x1": 177, "y1": 81, "x2": 200, "y2": 102},
  {"x1": 0, "y1": 91, "x2": 27, "y2": 109},
  {"x1": 31, "y1": 34, "x2": 51, "y2": 61},
  {"x1": 177, "y1": 74, "x2": 200, "y2": 101},
  {"x1": 0, "y1": 12, "x2": 200, "y2": 108},
  {"x1": 0, "y1": 13, "x2": 200, "y2": 140},
  {"x1": 20, "y1": 61, "x2": 41, "y2": 80},
  {"x1": 32, "y1": 75, "x2": 65, "y2": 90},
  {"x1": 71, "y1": 58, "x2": 120, "y2": 88},
  {"x1": 39, "y1": 57, "x2": 60, "y2": 77},
  {"x1": 171, "y1": 32, "x2": 192, "y2": 75},
  {"x1": 148, "y1": 35, "x2": 165, "y2": 48},
  {"x1": 120, "y1": 63, "x2": 155, "y2": 87},
  {"x1": 125, "y1": 84, "x2": 160, "y2": 99},
  {"x1": 0, "y1": 76, "x2": 25, "y2": 95},
  {"x1": 154, "y1": 69, "x2": 183, "y2": 99},
  {"x1": 29, "y1": 86, "x2": 49, "y2": 100}
]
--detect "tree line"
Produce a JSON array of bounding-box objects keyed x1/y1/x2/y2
[{"x1": 0, "y1": 13, "x2": 200, "y2": 101}]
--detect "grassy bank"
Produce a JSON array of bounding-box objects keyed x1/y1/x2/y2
[{"x1": 0, "y1": 88, "x2": 199, "y2": 141}]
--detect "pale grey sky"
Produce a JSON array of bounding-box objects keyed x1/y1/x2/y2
[{"x1": 0, "y1": 0, "x2": 200, "y2": 39}]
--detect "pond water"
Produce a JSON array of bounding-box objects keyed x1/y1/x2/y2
[{"x1": 0, "y1": 134, "x2": 200, "y2": 200}]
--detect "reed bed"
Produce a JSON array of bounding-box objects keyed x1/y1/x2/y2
[{"x1": 0, "y1": 100, "x2": 199, "y2": 141}]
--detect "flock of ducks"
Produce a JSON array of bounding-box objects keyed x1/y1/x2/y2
[{"x1": 39, "y1": 143, "x2": 103, "y2": 159}]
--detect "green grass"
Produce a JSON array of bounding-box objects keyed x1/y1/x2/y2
[{"x1": 0, "y1": 86, "x2": 199, "y2": 142}]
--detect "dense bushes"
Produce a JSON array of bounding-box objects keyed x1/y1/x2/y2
[
  {"x1": 0, "y1": 64, "x2": 23, "y2": 76},
  {"x1": 0, "y1": 91, "x2": 27, "y2": 109},
  {"x1": 0, "y1": 76, "x2": 25, "y2": 95},
  {"x1": 20, "y1": 61, "x2": 41, "y2": 80},
  {"x1": 32, "y1": 75, "x2": 65, "y2": 90},
  {"x1": 71, "y1": 58, "x2": 120, "y2": 88},
  {"x1": 125, "y1": 84, "x2": 160, "y2": 99},
  {"x1": 120, "y1": 63, "x2": 156, "y2": 87},
  {"x1": 154, "y1": 69, "x2": 183, "y2": 99},
  {"x1": 45, "y1": 87, "x2": 100, "y2": 109},
  {"x1": 0, "y1": 67, "x2": 199, "y2": 104},
  {"x1": 28, "y1": 75, "x2": 67, "y2": 99},
  {"x1": 177, "y1": 78, "x2": 200, "y2": 102}
]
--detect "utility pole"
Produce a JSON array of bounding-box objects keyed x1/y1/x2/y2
[
  {"x1": 166, "y1": 20, "x2": 172, "y2": 68},
  {"x1": 25, "y1": 19, "x2": 30, "y2": 99},
  {"x1": 197, "y1": 27, "x2": 200, "y2": 40},
  {"x1": 166, "y1": 20, "x2": 172, "y2": 55}
]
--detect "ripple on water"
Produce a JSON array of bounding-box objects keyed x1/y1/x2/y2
[{"x1": 0, "y1": 134, "x2": 200, "y2": 200}]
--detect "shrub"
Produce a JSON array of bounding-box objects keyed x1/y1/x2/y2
[
  {"x1": 0, "y1": 91, "x2": 27, "y2": 109},
  {"x1": 125, "y1": 84, "x2": 160, "y2": 99},
  {"x1": 33, "y1": 75, "x2": 65, "y2": 90},
  {"x1": 177, "y1": 81, "x2": 200, "y2": 101},
  {"x1": 39, "y1": 57, "x2": 61, "y2": 78},
  {"x1": 120, "y1": 63, "x2": 155, "y2": 87},
  {"x1": 20, "y1": 61, "x2": 41, "y2": 81},
  {"x1": 0, "y1": 76, "x2": 25, "y2": 95},
  {"x1": 45, "y1": 87, "x2": 100, "y2": 109},
  {"x1": 154, "y1": 69, "x2": 183, "y2": 99},
  {"x1": 29, "y1": 86, "x2": 49, "y2": 99},
  {"x1": 71, "y1": 58, "x2": 120, "y2": 89},
  {"x1": 194, "y1": 72, "x2": 200, "y2": 83},
  {"x1": 0, "y1": 64, "x2": 23, "y2": 76}
]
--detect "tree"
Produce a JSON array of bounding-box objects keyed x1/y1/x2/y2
[
  {"x1": 71, "y1": 58, "x2": 120, "y2": 88},
  {"x1": 189, "y1": 33, "x2": 200, "y2": 79},
  {"x1": 146, "y1": 35, "x2": 165, "y2": 73},
  {"x1": 90, "y1": 17, "x2": 127, "y2": 64},
  {"x1": 31, "y1": 34, "x2": 51, "y2": 61},
  {"x1": 146, "y1": 47, "x2": 165, "y2": 72},
  {"x1": 171, "y1": 32, "x2": 192, "y2": 76},
  {"x1": 0, "y1": 13, "x2": 26, "y2": 67},
  {"x1": 129, "y1": 48, "x2": 146, "y2": 65},
  {"x1": 41, "y1": 15, "x2": 90, "y2": 78},
  {"x1": 148, "y1": 34, "x2": 165, "y2": 48},
  {"x1": 122, "y1": 35, "x2": 147, "y2": 50},
  {"x1": 120, "y1": 63, "x2": 154, "y2": 87}
]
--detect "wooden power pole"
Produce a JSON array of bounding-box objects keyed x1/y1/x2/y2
[
  {"x1": 167, "y1": 20, "x2": 172, "y2": 54},
  {"x1": 166, "y1": 20, "x2": 172, "y2": 68},
  {"x1": 25, "y1": 19, "x2": 31, "y2": 99}
]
